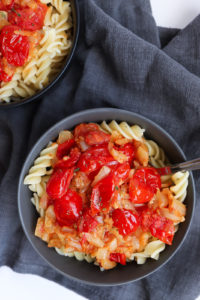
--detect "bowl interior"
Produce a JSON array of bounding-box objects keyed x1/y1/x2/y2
[
  {"x1": 0, "y1": 0, "x2": 79, "y2": 108},
  {"x1": 18, "y1": 108, "x2": 195, "y2": 286}
]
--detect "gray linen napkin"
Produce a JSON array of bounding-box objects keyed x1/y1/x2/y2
[{"x1": 0, "y1": 0, "x2": 200, "y2": 299}]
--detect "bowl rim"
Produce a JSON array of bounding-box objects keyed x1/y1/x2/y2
[
  {"x1": 0, "y1": 0, "x2": 80, "y2": 109},
  {"x1": 18, "y1": 108, "x2": 196, "y2": 286}
]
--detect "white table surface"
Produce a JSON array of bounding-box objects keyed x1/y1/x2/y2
[{"x1": 1, "y1": 1, "x2": 200, "y2": 300}]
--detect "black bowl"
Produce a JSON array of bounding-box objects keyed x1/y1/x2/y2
[
  {"x1": 18, "y1": 108, "x2": 195, "y2": 286},
  {"x1": 0, "y1": 0, "x2": 79, "y2": 109}
]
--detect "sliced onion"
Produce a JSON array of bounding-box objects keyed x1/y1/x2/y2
[
  {"x1": 108, "y1": 142, "x2": 128, "y2": 163},
  {"x1": 57, "y1": 130, "x2": 73, "y2": 144},
  {"x1": 170, "y1": 199, "x2": 186, "y2": 217},
  {"x1": 79, "y1": 140, "x2": 89, "y2": 151},
  {"x1": 92, "y1": 166, "x2": 111, "y2": 186},
  {"x1": 159, "y1": 208, "x2": 180, "y2": 222}
]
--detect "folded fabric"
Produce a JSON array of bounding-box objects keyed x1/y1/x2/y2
[{"x1": 0, "y1": 0, "x2": 200, "y2": 299}]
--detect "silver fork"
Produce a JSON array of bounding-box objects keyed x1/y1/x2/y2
[{"x1": 170, "y1": 158, "x2": 200, "y2": 172}]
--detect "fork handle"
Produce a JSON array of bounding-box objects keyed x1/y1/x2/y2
[{"x1": 170, "y1": 158, "x2": 200, "y2": 172}]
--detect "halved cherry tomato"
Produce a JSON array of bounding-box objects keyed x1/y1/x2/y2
[
  {"x1": 129, "y1": 167, "x2": 161, "y2": 204},
  {"x1": 77, "y1": 144, "x2": 117, "y2": 175},
  {"x1": 0, "y1": 58, "x2": 13, "y2": 82},
  {"x1": 141, "y1": 209, "x2": 175, "y2": 245},
  {"x1": 54, "y1": 147, "x2": 81, "y2": 170},
  {"x1": 74, "y1": 123, "x2": 100, "y2": 138},
  {"x1": 74, "y1": 123, "x2": 110, "y2": 148},
  {"x1": 56, "y1": 139, "x2": 75, "y2": 160},
  {"x1": 90, "y1": 174, "x2": 115, "y2": 215},
  {"x1": 110, "y1": 253, "x2": 126, "y2": 265},
  {"x1": 0, "y1": 0, "x2": 14, "y2": 10},
  {"x1": 0, "y1": 25, "x2": 30, "y2": 66},
  {"x1": 113, "y1": 162, "x2": 130, "y2": 185},
  {"x1": 157, "y1": 167, "x2": 172, "y2": 176},
  {"x1": 8, "y1": 3, "x2": 47, "y2": 31},
  {"x1": 112, "y1": 208, "x2": 139, "y2": 236},
  {"x1": 77, "y1": 208, "x2": 99, "y2": 233},
  {"x1": 46, "y1": 168, "x2": 74, "y2": 199},
  {"x1": 54, "y1": 189, "x2": 82, "y2": 226},
  {"x1": 84, "y1": 130, "x2": 110, "y2": 146},
  {"x1": 114, "y1": 143, "x2": 135, "y2": 164}
]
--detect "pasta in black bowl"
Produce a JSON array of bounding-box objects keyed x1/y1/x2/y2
[
  {"x1": 18, "y1": 108, "x2": 195, "y2": 285},
  {"x1": 0, "y1": 0, "x2": 79, "y2": 107}
]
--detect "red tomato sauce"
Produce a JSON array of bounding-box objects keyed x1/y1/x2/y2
[
  {"x1": 34, "y1": 123, "x2": 186, "y2": 270},
  {"x1": 0, "y1": 0, "x2": 47, "y2": 83}
]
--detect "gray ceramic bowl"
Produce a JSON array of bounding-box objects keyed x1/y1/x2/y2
[{"x1": 18, "y1": 108, "x2": 195, "y2": 286}]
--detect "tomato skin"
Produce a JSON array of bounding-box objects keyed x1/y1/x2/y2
[
  {"x1": 129, "y1": 167, "x2": 161, "y2": 204},
  {"x1": 54, "y1": 189, "x2": 82, "y2": 226},
  {"x1": 157, "y1": 167, "x2": 172, "y2": 176},
  {"x1": 54, "y1": 147, "x2": 81, "y2": 170},
  {"x1": 74, "y1": 123, "x2": 100, "y2": 137},
  {"x1": 77, "y1": 208, "x2": 98, "y2": 233},
  {"x1": 0, "y1": 25, "x2": 30, "y2": 66},
  {"x1": 114, "y1": 143, "x2": 135, "y2": 164},
  {"x1": 141, "y1": 209, "x2": 175, "y2": 245},
  {"x1": 110, "y1": 253, "x2": 126, "y2": 265},
  {"x1": 85, "y1": 130, "x2": 110, "y2": 146},
  {"x1": 112, "y1": 209, "x2": 139, "y2": 236},
  {"x1": 8, "y1": 3, "x2": 47, "y2": 31},
  {"x1": 113, "y1": 162, "x2": 130, "y2": 185},
  {"x1": 46, "y1": 168, "x2": 74, "y2": 199},
  {"x1": 77, "y1": 144, "x2": 117, "y2": 174},
  {"x1": 0, "y1": 0, "x2": 14, "y2": 10},
  {"x1": 56, "y1": 139, "x2": 75, "y2": 160},
  {"x1": 90, "y1": 174, "x2": 115, "y2": 215}
]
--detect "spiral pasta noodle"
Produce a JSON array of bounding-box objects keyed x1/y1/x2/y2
[
  {"x1": 55, "y1": 247, "x2": 94, "y2": 263},
  {"x1": 0, "y1": 0, "x2": 73, "y2": 103},
  {"x1": 145, "y1": 140, "x2": 166, "y2": 168},
  {"x1": 170, "y1": 171, "x2": 189, "y2": 202},
  {"x1": 24, "y1": 142, "x2": 58, "y2": 186},
  {"x1": 131, "y1": 240, "x2": 166, "y2": 264},
  {"x1": 100, "y1": 120, "x2": 145, "y2": 141}
]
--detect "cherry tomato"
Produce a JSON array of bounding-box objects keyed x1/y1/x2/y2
[
  {"x1": 84, "y1": 130, "x2": 110, "y2": 146},
  {"x1": 112, "y1": 208, "x2": 139, "y2": 236},
  {"x1": 90, "y1": 174, "x2": 115, "y2": 215},
  {"x1": 141, "y1": 209, "x2": 175, "y2": 245},
  {"x1": 77, "y1": 144, "x2": 117, "y2": 174},
  {"x1": 56, "y1": 139, "x2": 75, "y2": 160},
  {"x1": 113, "y1": 162, "x2": 130, "y2": 185},
  {"x1": 8, "y1": 3, "x2": 47, "y2": 31},
  {"x1": 54, "y1": 189, "x2": 82, "y2": 226},
  {"x1": 54, "y1": 147, "x2": 81, "y2": 170},
  {"x1": 114, "y1": 143, "x2": 135, "y2": 164},
  {"x1": 157, "y1": 167, "x2": 172, "y2": 176},
  {"x1": 77, "y1": 208, "x2": 99, "y2": 233},
  {"x1": 74, "y1": 123, "x2": 100, "y2": 137},
  {"x1": 129, "y1": 167, "x2": 161, "y2": 204},
  {"x1": 0, "y1": 25, "x2": 29, "y2": 66},
  {"x1": 74, "y1": 123, "x2": 110, "y2": 148},
  {"x1": 46, "y1": 168, "x2": 74, "y2": 199},
  {"x1": 110, "y1": 253, "x2": 126, "y2": 265},
  {"x1": 0, "y1": 59, "x2": 13, "y2": 82},
  {"x1": 0, "y1": 0, "x2": 14, "y2": 10}
]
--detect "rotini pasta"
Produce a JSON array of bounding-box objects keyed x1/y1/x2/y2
[
  {"x1": 170, "y1": 171, "x2": 189, "y2": 202},
  {"x1": 24, "y1": 142, "x2": 57, "y2": 186},
  {"x1": 0, "y1": 0, "x2": 73, "y2": 103},
  {"x1": 25, "y1": 121, "x2": 189, "y2": 270}
]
